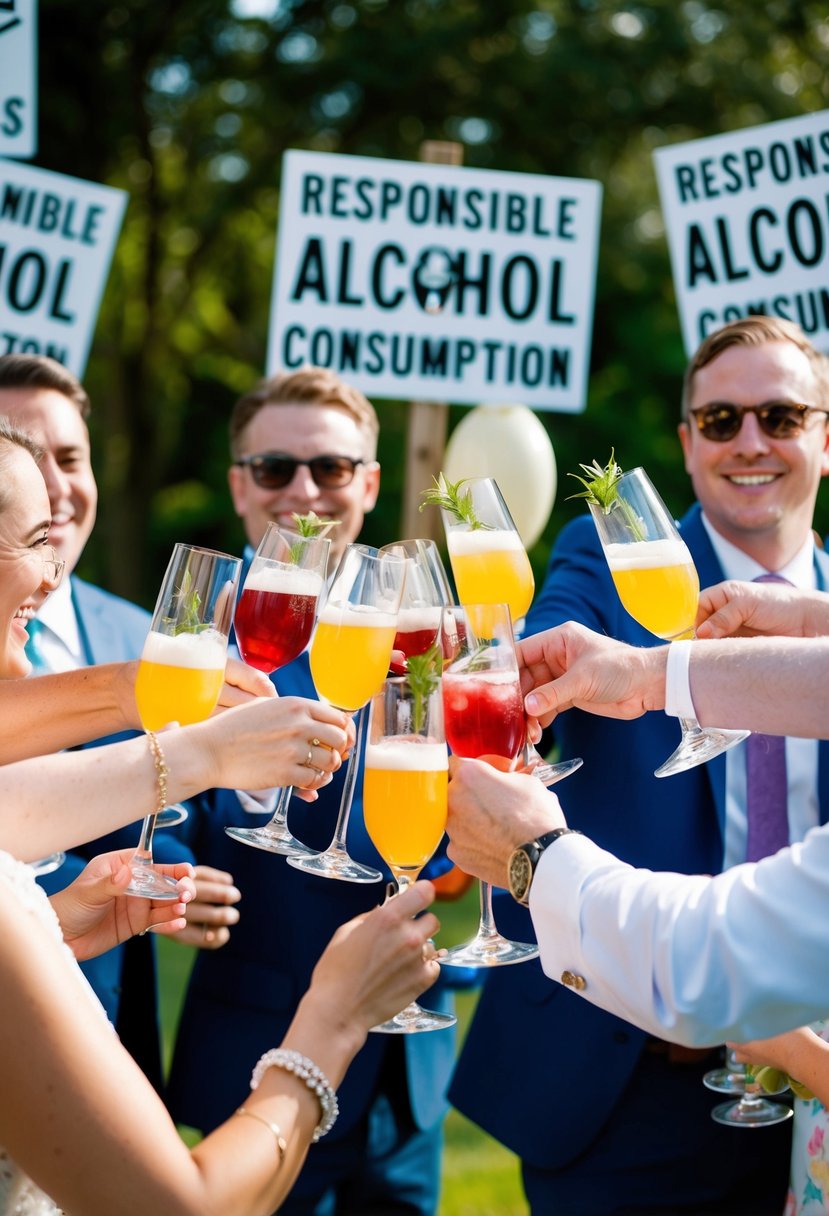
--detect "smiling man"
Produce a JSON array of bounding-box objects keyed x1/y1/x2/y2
[{"x1": 449, "y1": 317, "x2": 829, "y2": 1216}]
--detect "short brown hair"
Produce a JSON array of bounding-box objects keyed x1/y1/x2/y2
[
  {"x1": 0, "y1": 415, "x2": 44, "y2": 512},
  {"x1": 229, "y1": 366, "x2": 379, "y2": 460},
  {"x1": 0, "y1": 354, "x2": 90, "y2": 418},
  {"x1": 682, "y1": 316, "x2": 829, "y2": 417}
]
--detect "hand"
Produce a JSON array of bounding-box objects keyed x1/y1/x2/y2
[
  {"x1": 696, "y1": 580, "x2": 829, "y2": 640},
  {"x1": 174, "y1": 865, "x2": 241, "y2": 950},
  {"x1": 445, "y1": 757, "x2": 565, "y2": 887},
  {"x1": 728, "y1": 1026, "x2": 819, "y2": 1074},
  {"x1": 215, "y1": 656, "x2": 276, "y2": 709},
  {"x1": 303, "y1": 881, "x2": 441, "y2": 1043},
  {"x1": 49, "y1": 850, "x2": 195, "y2": 961},
  {"x1": 516, "y1": 622, "x2": 668, "y2": 729}
]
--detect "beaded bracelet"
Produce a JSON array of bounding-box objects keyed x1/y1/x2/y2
[
  {"x1": 146, "y1": 730, "x2": 169, "y2": 815},
  {"x1": 250, "y1": 1048, "x2": 339, "y2": 1142},
  {"x1": 234, "y1": 1106, "x2": 287, "y2": 1166}
]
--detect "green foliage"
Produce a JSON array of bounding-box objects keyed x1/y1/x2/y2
[
  {"x1": 33, "y1": 1, "x2": 829, "y2": 604},
  {"x1": 420, "y1": 474, "x2": 489, "y2": 530}
]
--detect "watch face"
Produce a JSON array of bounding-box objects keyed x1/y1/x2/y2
[{"x1": 509, "y1": 848, "x2": 533, "y2": 903}]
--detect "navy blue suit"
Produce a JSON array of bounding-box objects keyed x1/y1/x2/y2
[
  {"x1": 449, "y1": 507, "x2": 829, "y2": 1214},
  {"x1": 167, "y1": 621, "x2": 457, "y2": 1214},
  {"x1": 37, "y1": 576, "x2": 196, "y2": 1088}
]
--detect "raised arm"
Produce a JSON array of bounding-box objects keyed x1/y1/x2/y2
[{"x1": 695, "y1": 579, "x2": 829, "y2": 639}]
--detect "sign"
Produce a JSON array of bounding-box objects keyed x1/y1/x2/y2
[
  {"x1": 654, "y1": 110, "x2": 829, "y2": 355},
  {"x1": 0, "y1": 0, "x2": 37, "y2": 160},
  {"x1": 0, "y1": 159, "x2": 127, "y2": 375},
  {"x1": 267, "y1": 150, "x2": 602, "y2": 411}
]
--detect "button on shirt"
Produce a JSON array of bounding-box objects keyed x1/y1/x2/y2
[{"x1": 700, "y1": 515, "x2": 819, "y2": 867}]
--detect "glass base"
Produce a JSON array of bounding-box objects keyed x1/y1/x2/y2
[
  {"x1": 440, "y1": 932, "x2": 539, "y2": 968},
  {"x1": 155, "y1": 803, "x2": 188, "y2": 829},
  {"x1": 531, "y1": 756, "x2": 583, "y2": 786},
  {"x1": 29, "y1": 852, "x2": 66, "y2": 877},
  {"x1": 711, "y1": 1097, "x2": 793, "y2": 1127},
  {"x1": 370, "y1": 1001, "x2": 457, "y2": 1034},
  {"x1": 225, "y1": 823, "x2": 316, "y2": 858},
  {"x1": 703, "y1": 1065, "x2": 748, "y2": 1095},
  {"x1": 287, "y1": 848, "x2": 383, "y2": 884},
  {"x1": 124, "y1": 861, "x2": 181, "y2": 901},
  {"x1": 655, "y1": 727, "x2": 750, "y2": 778}
]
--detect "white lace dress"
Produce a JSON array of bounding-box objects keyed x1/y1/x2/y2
[{"x1": 0, "y1": 850, "x2": 110, "y2": 1216}]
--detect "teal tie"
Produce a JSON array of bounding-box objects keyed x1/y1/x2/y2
[{"x1": 25, "y1": 618, "x2": 50, "y2": 673}]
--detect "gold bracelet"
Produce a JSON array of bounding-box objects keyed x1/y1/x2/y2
[
  {"x1": 146, "y1": 731, "x2": 169, "y2": 815},
  {"x1": 234, "y1": 1107, "x2": 287, "y2": 1166}
]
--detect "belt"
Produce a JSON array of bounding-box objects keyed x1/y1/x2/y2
[{"x1": 644, "y1": 1037, "x2": 719, "y2": 1066}]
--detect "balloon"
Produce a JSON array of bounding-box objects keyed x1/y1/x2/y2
[{"x1": 443, "y1": 405, "x2": 557, "y2": 549}]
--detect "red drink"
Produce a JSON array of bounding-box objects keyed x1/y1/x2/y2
[
  {"x1": 442, "y1": 671, "x2": 525, "y2": 759},
  {"x1": 235, "y1": 565, "x2": 322, "y2": 672},
  {"x1": 393, "y1": 607, "x2": 443, "y2": 661}
]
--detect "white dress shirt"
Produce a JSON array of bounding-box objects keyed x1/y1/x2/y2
[{"x1": 31, "y1": 579, "x2": 84, "y2": 672}]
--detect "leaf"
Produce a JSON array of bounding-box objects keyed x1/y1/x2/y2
[
  {"x1": 405, "y1": 641, "x2": 442, "y2": 734},
  {"x1": 288, "y1": 512, "x2": 340, "y2": 563},
  {"x1": 419, "y1": 474, "x2": 490, "y2": 530},
  {"x1": 164, "y1": 569, "x2": 207, "y2": 634},
  {"x1": 567, "y1": 451, "x2": 647, "y2": 543}
]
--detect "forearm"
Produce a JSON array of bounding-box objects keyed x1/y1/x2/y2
[{"x1": 0, "y1": 664, "x2": 137, "y2": 761}]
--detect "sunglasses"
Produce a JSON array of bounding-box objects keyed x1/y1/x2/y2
[
  {"x1": 689, "y1": 401, "x2": 829, "y2": 443},
  {"x1": 234, "y1": 452, "x2": 366, "y2": 490}
]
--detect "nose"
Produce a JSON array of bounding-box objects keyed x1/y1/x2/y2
[
  {"x1": 731, "y1": 410, "x2": 772, "y2": 457},
  {"x1": 283, "y1": 461, "x2": 322, "y2": 500}
]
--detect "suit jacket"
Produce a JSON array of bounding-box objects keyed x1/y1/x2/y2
[
  {"x1": 36, "y1": 576, "x2": 196, "y2": 1083},
  {"x1": 166, "y1": 636, "x2": 456, "y2": 1141},
  {"x1": 449, "y1": 505, "x2": 829, "y2": 1169}
]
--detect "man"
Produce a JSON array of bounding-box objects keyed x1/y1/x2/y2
[
  {"x1": 166, "y1": 366, "x2": 457, "y2": 1216},
  {"x1": 444, "y1": 611, "x2": 829, "y2": 1046},
  {"x1": 449, "y1": 316, "x2": 829, "y2": 1215},
  {"x1": 0, "y1": 353, "x2": 200, "y2": 1090}
]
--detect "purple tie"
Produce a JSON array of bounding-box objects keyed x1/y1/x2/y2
[{"x1": 745, "y1": 573, "x2": 789, "y2": 862}]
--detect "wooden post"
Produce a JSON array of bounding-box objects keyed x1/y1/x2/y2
[{"x1": 399, "y1": 140, "x2": 464, "y2": 542}]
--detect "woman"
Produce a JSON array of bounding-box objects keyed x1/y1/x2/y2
[{"x1": 0, "y1": 419, "x2": 442, "y2": 1215}]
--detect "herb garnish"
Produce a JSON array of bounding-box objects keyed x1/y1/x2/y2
[
  {"x1": 419, "y1": 474, "x2": 490, "y2": 530},
  {"x1": 405, "y1": 641, "x2": 442, "y2": 734},
  {"x1": 567, "y1": 451, "x2": 646, "y2": 542},
  {"x1": 289, "y1": 511, "x2": 340, "y2": 563}
]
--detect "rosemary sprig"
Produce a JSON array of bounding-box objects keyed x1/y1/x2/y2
[
  {"x1": 406, "y1": 641, "x2": 442, "y2": 734},
  {"x1": 419, "y1": 474, "x2": 490, "y2": 530},
  {"x1": 165, "y1": 569, "x2": 207, "y2": 634},
  {"x1": 567, "y1": 451, "x2": 646, "y2": 543},
  {"x1": 288, "y1": 511, "x2": 340, "y2": 563}
]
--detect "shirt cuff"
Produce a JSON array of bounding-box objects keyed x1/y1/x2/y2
[{"x1": 664, "y1": 639, "x2": 695, "y2": 720}]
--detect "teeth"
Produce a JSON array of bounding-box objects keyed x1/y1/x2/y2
[
  {"x1": 14, "y1": 608, "x2": 35, "y2": 621},
  {"x1": 727, "y1": 474, "x2": 777, "y2": 486}
]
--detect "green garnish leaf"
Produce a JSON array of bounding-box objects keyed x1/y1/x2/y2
[
  {"x1": 406, "y1": 641, "x2": 442, "y2": 734},
  {"x1": 567, "y1": 451, "x2": 646, "y2": 543},
  {"x1": 165, "y1": 569, "x2": 208, "y2": 634},
  {"x1": 419, "y1": 474, "x2": 490, "y2": 530},
  {"x1": 288, "y1": 512, "x2": 340, "y2": 563}
]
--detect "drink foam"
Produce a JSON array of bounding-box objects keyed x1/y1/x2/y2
[
  {"x1": 604, "y1": 538, "x2": 693, "y2": 571},
  {"x1": 365, "y1": 740, "x2": 448, "y2": 771},
  {"x1": 141, "y1": 629, "x2": 226, "y2": 669}
]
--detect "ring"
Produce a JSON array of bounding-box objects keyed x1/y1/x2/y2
[
  {"x1": 139, "y1": 928, "x2": 148, "y2": 937},
  {"x1": 310, "y1": 737, "x2": 321, "y2": 747},
  {"x1": 305, "y1": 748, "x2": 314, "y2": 767}
]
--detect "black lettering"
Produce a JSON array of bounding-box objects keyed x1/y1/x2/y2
[
  {"x1": 687, "y1": 225, "x2": 718, "y2": 287},
  {"x1": 0, "y1": 183, "x2": 24, "y2": 221},
  {"x1": 463, "y1": 189, "x2": 484, "y2": 231},
  {"x1": 290, "y1": 237, "x2": 328, "y2": 302},
  {"x1": 81, "y1": 205, "x2": 102, "y2": 246},
  {"x1": 549, "y1": 348, "x2": 569, "y2": 387},
  {"x1": 716, "y1": 217, "x2": 750, "y2": 282},
  {"x1": 379, "y1": 181, "x2": 402, "y2": 220},
  {"x1": 748, "y1": 208, "x2": 782, "y2": 274},
  {"x1": 743, "y1": 147, "x2": 765, "y2": 190},
  {"x1": 282, "y1": 325, "x2": 306, "y2": 366},
  {"x1": 700, "y1": 158, "x2": 719, "y2": 199},
  {"x1": 521, "y1": 345, "x2": 543, "y2": 386},
  {"x1": 390, "y1": 334, "x2": 414, "y2": 376},
  {"x1": 371, "y1": 244, "x2": 405, "y2": 310},
  {"x1": 0, "y1": 96, "x2": 23, "y2": 137},
  {"x1": 547, "y1": 259, "x2": 576, "y2": 323},
  {"x1": 820, "y1": 131, "x2": 829, "y2": 166},
  {"x1": 501, "y1": 255, "x2": 538, "y2": 321},
  {"x1": 353, "y1": 178, "x2": 374, "y2": 221},
  {"x1": 8, "y1": 249, "x2": 46, "y2": 312},
  {"x1": 0, "y1": 14, "x2": 21, "y2": 34},
  {"x1": 505, "y1": 194, "x2": 527, "y2": 234},
  {"x1": 421, "y1": 339, "x2": 449, "y2": 376},
  {"x1": 339, "y1": 329, "x2": 360, "y2": 372},
  {"x1": 787, "y1": 199, "x2": 823, "y2": 267},
  {"x1": 38, "y1": 193, "x2": 61, "y2": 235},
  {"x1": 557, "y1": 198, "x2": 576, "y2": 240},
  {"x1": 722, "y1": 152, "x2": 743, "y2": 195},
  {"x1": 301, "y1": 175, "x2": 324, "y2": 216},
  {"x1": 482, "y1": 340, "x2": 500, "y2": 381},
  {"x1": 698, "y1": 310, "x2": 718, "y2": 340},
  {"x1": 453, "y1": 339, "x2": 475, "y2": 379},
  {"x1": 453, "y1": 251, "x2": 491, "y2": 317},
  {"x1": 675, "y1": 164, "x2": 697, "y2": 203},
  {"x1": 365, "y1": 331, "x2": 385, "y2": 375},
  {"x1": 336, "y1": 240, "x2": 363, "y2": 306},
  {"x1": 769, "y1": 141, "x2": 792, "y2": 183},
  {"x1": 330, "y1": 176, "x2": 348, "y2": 218},
  {"x1": 531, "y1": 197, "x2": 551, "y2": 238},
  {"x1": 48, "y1": 258, "x2": 75, "y2": 322},
  {"x1": 793, "y1": 136, "x2": 818, "y2": 179},
  {"x1": 309, "y1": 327, "x2": 333, "y2": 366},
  {"x1": 435, "y1": 188, "x2": 457, "y2": 226},
  {"x1": 408, "y1": 184, "x2": 430, "y2": 225}
]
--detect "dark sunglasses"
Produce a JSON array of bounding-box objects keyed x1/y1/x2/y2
[
  {"x1": 234, "y1": 452, "x2": 365, "y2": 490},
  {"x1": 689, "y1": 401, "x2": 829, "y2": 443}
]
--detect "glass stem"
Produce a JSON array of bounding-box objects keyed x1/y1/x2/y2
[
  {"x1": 133, "y1": 813, "x2": 157, "y2": 863},
  {"x1": 478, "y1": 881, "x2": 499, "y2": 940},
  {"x1": 679, "y1": 716, "x2": 704, "y2": 736},
  {"x1": 269, "y1": 784, "x2": 293, "y2": 830},
  {"x1": 328, "y1": 706, "x2": 366, "y2": 854}
]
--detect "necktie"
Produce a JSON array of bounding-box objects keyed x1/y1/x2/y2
[
  {"x1": 745, "y1": 573, "x2": 789, "y2": 862},
  {"x1": 24, "y1": 617, "x2": 51, "y2": 673}
]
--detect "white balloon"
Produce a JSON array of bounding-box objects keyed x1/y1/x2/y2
[{"x1": 443, "y1": 405, "x2": 557, "y2": 549}]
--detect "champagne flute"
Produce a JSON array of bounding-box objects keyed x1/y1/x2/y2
[
  {"x1": 440, "y1": 603, "x2": 538, "y2": 967},
  {"x1": 587, "y1": 467, "x2": 749, "y2": 777},
  {"x1": 126, "y1": 543, "x2": 241, "y2": 899},
  {"x1": 379, "y1": 538, "x2": 449, "y2": 662},
  {"x1": 363, "y1": 675, "x2": 456, "y2": 1033},
  {"x1": 225, "y1": 522, "x2": 330, "y2": 857},
  {"x1": 288, "y1": 544, "x2": 407, "y2": 884},
  {"x1": 428, "y1": 475, "x2": 581, "y2": 784}
]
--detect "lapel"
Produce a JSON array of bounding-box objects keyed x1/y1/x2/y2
[
  {"x1": 71, "y1": 578, "x2": 122, "y2": 666},
  {"x1": 678, "y1": 505, "x2": 729, "y2": 840}
]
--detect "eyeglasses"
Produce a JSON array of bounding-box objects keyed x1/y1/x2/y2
[
  {"x1": 40, "y1": 544, "x2": 65, "y2": 589},
  {"x1": 234, "y1": 452, "x2": 366, "y2": 490},
  {"x1": 689, "y1": 401, "x2": 829, "y2": 443}
]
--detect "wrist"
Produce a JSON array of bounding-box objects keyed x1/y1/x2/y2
[
  {"x1": 644, "y1": 646, "x2": 670, "y2": 713},
  {"x1": 285, "y1": 990, "x2": 367, "y2": 1087}
]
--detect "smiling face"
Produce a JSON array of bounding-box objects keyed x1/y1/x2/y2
[
  {"x1": 0, "y1": 444, "x2": 55, "y2": 679},
  {"x1": 227, "y1": 403, "x2": 381, "y2": 566},
  {"x1": 0, "y1": 386, "x2": 98, "y2": 575},
  {"x1": 678, "y1": 341, "x2": 829, "y2": 569}
]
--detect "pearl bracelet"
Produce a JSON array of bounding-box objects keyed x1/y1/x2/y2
[{"x1": 250, "y1": 1048, "x2": 339, "y2": 1142}]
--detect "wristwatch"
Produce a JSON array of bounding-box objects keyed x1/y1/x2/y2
[{"x1": 508, "y1": 828, "x2": 581, "y2": 906}]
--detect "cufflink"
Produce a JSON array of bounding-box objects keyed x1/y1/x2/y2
[{"x1": 560, "y1": 970, "x2": 587, "y2": 991}]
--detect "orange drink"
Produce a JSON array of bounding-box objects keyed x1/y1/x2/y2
[
  {"x1": 605, "y1": 538, "x2": 699, "y2": 640},
  {"x1": 310, "y1": 604, "x2": 398, "y2": 711},
  {"x1": 135, "y1": 629, "x2": 226, "y2": 729},
  {"x1": 447, "y1": 528, "x2": 535, "y2": 624},
  {"x1": 363, "y1": 739, "x2": 448, "y2": 878}
]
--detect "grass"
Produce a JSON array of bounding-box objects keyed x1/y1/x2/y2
[{"x1": 157, "y1": 882, "x2": 528, "y2": 1214}]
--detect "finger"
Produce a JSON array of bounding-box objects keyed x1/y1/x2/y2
[
  {"x1": 186, "y1": 902, "x2": 240, "y2": 930},
  {"x1": 392, "y1": 879, "x2": 436, "y2": 919},
  {"x1": 192, "y1": 880, "x2": 241, "y2": 907}
]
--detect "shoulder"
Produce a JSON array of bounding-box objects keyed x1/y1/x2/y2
[{"x1": 71, "y1": 577, "x2": 150, "y2": 628}]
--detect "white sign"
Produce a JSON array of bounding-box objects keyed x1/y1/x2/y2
[
  {"x1": 0, "y1": 159, "x2": 127, "y2": 375},
  {"x1": 654, "y1": 110, "x2": 829, "y2": 356},
  {"x1": 0, "y1": 0, "x2": 37, "y2": 160},
  {"x1": 268, "y1": 150, "x2": 602, "y2": 411}
]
